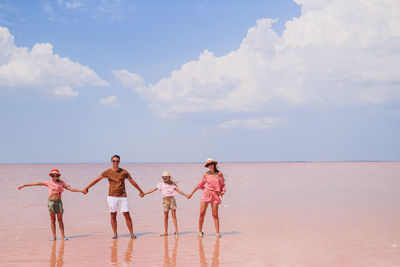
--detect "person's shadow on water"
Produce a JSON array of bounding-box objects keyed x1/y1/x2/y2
[
  {"x1": 199, "y1": 237, "x2": 220, "y2": 267},
  {"x1": 163, "y1": 236, "x2": 179, "y2": 267},
  {"x1": 49, "y1": 240, "x2": 65, "y2": 267}
]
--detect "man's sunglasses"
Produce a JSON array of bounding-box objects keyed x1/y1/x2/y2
[{"x1": 112, "y1": 160, "x2": 120, "y2": 163}]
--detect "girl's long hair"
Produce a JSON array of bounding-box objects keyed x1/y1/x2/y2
[{"x1": 164, "y1": 177, "x2": 178, "y2": 186}]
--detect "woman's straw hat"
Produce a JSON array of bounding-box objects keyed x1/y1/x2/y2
[
  {"x1": 204, "y1": 158, "x2": 218, "y2": 167},
  {"x1": 49, "y1": 169, "x2": 62, "y2": 177},
  {"x1": 162, "y1": 171, "x2": 171, "y2": 178}
]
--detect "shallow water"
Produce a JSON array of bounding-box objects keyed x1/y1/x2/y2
[{"x1": 0, "y1": 162, "x2": 399, "y2": 266}]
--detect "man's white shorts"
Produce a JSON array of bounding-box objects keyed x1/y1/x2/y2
[{"x1": 107, "y1": 196, "x2": 129, "y2": 213}]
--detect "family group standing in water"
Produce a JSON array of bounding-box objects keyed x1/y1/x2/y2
[{"x1": 18, "y1": 156, "x2": 226, "y2": 241}]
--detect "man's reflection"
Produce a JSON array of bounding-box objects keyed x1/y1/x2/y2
[
  {"x1": 110, "y1": 238, "x2": 134, "y2": 266},
  {"x1": 198, "y1": 237, "x2": 220, "y2": 267},
  {"x1": 49, "y1": 240, "x2": 65, "y2": 267},
  {"x1": 163, "y1": 236, "x2": 179, "y2": 267},
  {"x1": 124, "y1": 239, "x2": 134, "y2": 265},
  {"x1": 110, "y1": 239, "x2": 118, "y2": 266}
]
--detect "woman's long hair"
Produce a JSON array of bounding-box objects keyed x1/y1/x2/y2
[{"x1": 208, "y1": 163, "x2": 220, "y2": 173}]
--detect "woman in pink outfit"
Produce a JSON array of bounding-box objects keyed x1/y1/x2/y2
[{"x1": 188, "y1": 158, "x2": 226, "y2": 238}]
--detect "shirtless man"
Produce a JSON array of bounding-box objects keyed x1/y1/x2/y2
[{"x1": 84, "y1": 155, "x2": 144, "y2": 239}]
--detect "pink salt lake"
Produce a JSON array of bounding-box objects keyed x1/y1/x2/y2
[{"x1": 0, "y1": 162, "x2": 399, "y2": 266}]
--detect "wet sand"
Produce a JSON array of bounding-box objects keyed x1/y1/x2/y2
[{"x1": 1, "y1": 162, "x2": 400, "y2": 266}]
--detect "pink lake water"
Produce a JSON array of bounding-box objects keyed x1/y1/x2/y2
[{"x1": 0, "y1": 162, "x2": 399, "y2": 266}]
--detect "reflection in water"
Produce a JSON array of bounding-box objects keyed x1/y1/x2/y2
[
  {"x1": 110, "y1": 238, "x2": 134, "y2": 266},
  {"x1": 110, "y1": 239, "x2": 118, "y2": 266},
  {"x1": 49, "y1": 240, "x2": 65, "y2": 267},
  {"x1": 198, "y1": 237, "x2": 220, "y2": 267},
  {"x1": 124, "y1": 239, "x2": 134, "y2": 264},
  {"x1": 163, "y1": 236, "x2": 179, "y2": 267},
  {"x1": 212, "y1": 238, "x2": 220, "y2": 266}
]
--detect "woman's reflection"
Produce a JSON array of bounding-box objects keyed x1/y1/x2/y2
[
  {"x1": 198, "y1": 237, "x2": 220, "y2": 267},
  {"x1": 163, "y1": 236, "x2": 179, "y2": 267},
  {"x1": 49, "y1": 240, "x2": 65, "y2": 267}
]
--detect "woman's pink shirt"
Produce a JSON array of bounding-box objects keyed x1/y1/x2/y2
[{"x1": 197, "y1": 173, "x2": 226, "y2": 192}]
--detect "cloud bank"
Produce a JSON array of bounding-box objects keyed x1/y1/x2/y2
[
  {"x1": 219, "y1": 117, "x2": 286, "y2": 130},
  {"x1": 114, "y1": 0, "x2": 400, "y2": 117},
  {"x1": 99, "y1": 95, "x2": 119, "y2": 108},
  {"x1": 0, "y1": 27, "x2": 108, "y2": 97}
]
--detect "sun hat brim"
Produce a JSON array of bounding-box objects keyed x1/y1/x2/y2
[
  {"x1": 49, "y1": 169, "x2": 61, "y2": 177},
  {"x1": 204, "y1": 159, "x2": 218, "y2": 167}
]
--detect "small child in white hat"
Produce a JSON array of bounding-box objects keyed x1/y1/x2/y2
[{"x1": 143, "y1": 171, "x2": 188, "y2": 236}]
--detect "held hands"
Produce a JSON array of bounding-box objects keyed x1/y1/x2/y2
[
  {"x1": 82, "y1": 188, "x2": 89, "y2": 194},
  {"x1": 139, "y1": 192, "x2": 145, "y2": 198}
]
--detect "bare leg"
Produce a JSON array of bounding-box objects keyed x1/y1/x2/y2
[
  {"x1": 199, "y1": 202, "x2": 209, "y2": 233},
  {"x1": 56, "y1": 213, "x2": 65, "y2": 239},
  {"x1": 110, "y1": 212, "x2": 118, "y2": 237},
  {"x1": 163, "y1": 211, "x2": 169, "y2": 235},
  {"x1": 171, "y1": 209, "x2": 178, "y2": 234},
  {"x1": 50, "y1": 213, "x2": 56, "y2": 240},
  {"x1": 122, "y1": 212, "x2": 133, "y2": 236},
  {"x1": 211, "y1": 203, "x2": 220, "y2": 235}
]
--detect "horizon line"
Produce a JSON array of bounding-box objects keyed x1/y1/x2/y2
[{"x1": 1, "y1": 160, "x2": 399, "y2": 165}]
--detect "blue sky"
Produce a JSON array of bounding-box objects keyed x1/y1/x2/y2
[{"x1": 0, "y1": 0, "x2": 399, "y2": 163}]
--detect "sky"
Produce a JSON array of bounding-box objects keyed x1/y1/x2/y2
[{"x1": 0, "y1": 0, "x2": 399, "y2": 163}]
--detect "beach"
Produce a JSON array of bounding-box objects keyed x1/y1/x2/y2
[{"x1": 1, "y1": 162, "x2": 399, "y2": 266}]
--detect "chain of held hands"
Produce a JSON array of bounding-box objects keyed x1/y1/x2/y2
[{"x1": 81, "y1": 188, "x2": 225, "y2": 199}]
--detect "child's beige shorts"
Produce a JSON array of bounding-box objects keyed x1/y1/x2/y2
[{"x1": 162, "y1": 196, "x2": 177, "y2": 211}]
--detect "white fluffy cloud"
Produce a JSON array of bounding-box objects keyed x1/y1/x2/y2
[
  {"x1": 0, "y1": 27, "x2": 108, "y2": 97},
  {"x1": 114, "y1": 0, "x2": 400, "y2": 117},
  {"x1": 99, "y1": 95, "x2": 119, "y2": 108},
  {"x1": 219, "y1": 117, "x2": 286, "y2": 130}
]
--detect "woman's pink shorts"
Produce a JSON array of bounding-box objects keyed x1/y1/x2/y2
[{"x1": 200, "y1": 189, "x2": 222, "y2": 204}]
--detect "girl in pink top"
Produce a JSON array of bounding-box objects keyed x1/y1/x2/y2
[
  {"x1": 144, "y1": 171, "x2": 188, "y2": 236},
  {"x1": 18, "y1": 169, "x2": 85, "y2": 241},
  {"x1": 188, "y1": 159, "x2": 226, "y2": 238}
]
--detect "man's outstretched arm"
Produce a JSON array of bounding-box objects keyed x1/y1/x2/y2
[
  {"x1": 84, "y1": 174, "x2": 104, "y2": 193},
  {"x1": 127, "y1": 175, "x2": 145, "y2": 197}
]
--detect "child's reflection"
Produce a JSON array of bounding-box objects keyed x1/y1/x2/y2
[
  {"x1": 198, "y1": 237, "x2": 220, "y2": 267},
  {"x1": 49, "y1": 240, "x2": 65, "y2": 267},
  {"x1": 110, "y1": 238, "x2": 134, "y2": 266},
  {"x1": 163, "y1": 236, "x2": 179, "y2": 267}
]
